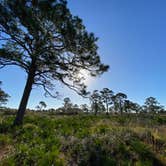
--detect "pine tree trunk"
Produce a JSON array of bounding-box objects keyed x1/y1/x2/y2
[
  {"x1": 13, "y1": 68, "x2": 35, "y2": 126},
  {"x1": 120, "y1": 102, "x2": 122, "y2": 115},
  {"x1": 94, "y1": 102, "x2": 98, "y2": 115},
  {"x1": 106, "y1": 103, "x2": 109, "y2": 115}
]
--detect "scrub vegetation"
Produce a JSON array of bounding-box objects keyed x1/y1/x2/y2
[{"x1": 0, "y1": 110, "x2": 166, "y2": 166}]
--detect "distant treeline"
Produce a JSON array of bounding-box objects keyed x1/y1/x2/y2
[{"x1": 1, "y1": 87, "x2": 165, "y2": 116}]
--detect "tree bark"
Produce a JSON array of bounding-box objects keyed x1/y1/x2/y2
[
  {"x1": 13, "y1": 66, "x2": 36, "y2": 126},
  {"x1": 106, "y1": 103, "x2": 109, "y2": 115},
  {"x1": 94, "y1": 102, "x2": 98, "y2": 115},
  {"x1": 120, "y1": 102, "x2": 122, "y2": 115}
]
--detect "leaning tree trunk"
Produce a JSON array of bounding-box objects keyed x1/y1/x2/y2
[
  {"x1": 120, "y1": 102, "x2": 122, "y2": 115},
  {"x1": 94, "y1": 102, "x2": 98, "y2": 116},
  {"x1": 13, "y1": 68, "x2": 35, "y2": 126},
  {"x1": 106, "y1": 103, "x2": 109, "y2": 115}
]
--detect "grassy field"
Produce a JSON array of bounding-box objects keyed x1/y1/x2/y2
[{"x1": 0, "y1": 111, "x2": 166, "y2": 166}]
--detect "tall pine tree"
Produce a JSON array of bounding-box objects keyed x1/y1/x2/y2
[{"x1": 0, "y1": 0, "x2": 109, "y2": 125}]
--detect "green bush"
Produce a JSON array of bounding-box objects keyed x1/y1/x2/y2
[{"x1": 0, "y1": 113, "x2": 166, "y2": 165}]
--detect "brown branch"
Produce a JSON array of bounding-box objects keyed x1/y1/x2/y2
[
  {"x1": 0, "y1": 28, "x2": 32, "y2": 56},
  {"x1": 0, "y1": 60, "x2": 29, "y2": 72},
  {"x1": 34, "y1": 82, "x2": 59, "y2": 98}
]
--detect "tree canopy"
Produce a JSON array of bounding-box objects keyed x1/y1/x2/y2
[
  {"x1": 100, "y1": 88, "x2": 114, "y2": 114},
  {"x1": 0, "y1": 81, "x2": 9, "y2": 106},
  {"x1": 144, "y1": 97, "x2": 162, "y2": 114},
  {"x1": 0, "y1": 0, "x2": 109, "y2": 125}
]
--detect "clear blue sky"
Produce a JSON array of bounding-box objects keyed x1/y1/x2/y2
[{"x1": 1, "y1": 0, "x2": 166, "y2": 109}]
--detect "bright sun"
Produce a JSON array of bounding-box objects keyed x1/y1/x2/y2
[{"x1": 78, "y1": 69, "x2": 92, "y2": 85}]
